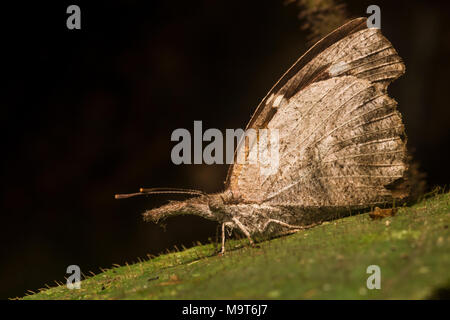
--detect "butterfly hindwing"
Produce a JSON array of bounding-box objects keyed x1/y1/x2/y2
[{"x1": 227, "y1": 18, "x2": 407, "y2": 209}]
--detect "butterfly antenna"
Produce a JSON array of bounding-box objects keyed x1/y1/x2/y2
[{"x1": 114, "y1": 187, "x2": 205, "y2": 199}]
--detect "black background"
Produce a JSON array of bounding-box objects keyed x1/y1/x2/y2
[{"x1": 1, "y1": 0, "x2": 449, "y2": 299}]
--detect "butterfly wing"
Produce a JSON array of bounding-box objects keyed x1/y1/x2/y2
[{"x1": 227, "y1": 18, "x2": 408, "y2": 209}]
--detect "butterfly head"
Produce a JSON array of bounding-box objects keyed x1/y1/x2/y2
[{"x1": 142, "y1": 190, "x2": 237, "y2": 225}]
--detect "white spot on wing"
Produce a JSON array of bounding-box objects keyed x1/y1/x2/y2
[
  {"x1": 329, "y1": 61, "x2": 349, "y2": 76},
  {"x1": 266, "y1": 93, "x2": 275, "y2": 105},
  {"x1": 273, "y1": 95, "x2": 284, "y2": 107}
]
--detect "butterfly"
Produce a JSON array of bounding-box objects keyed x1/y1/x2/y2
[{"x1": 116, "y1": 17, "x2": 409, "y2": 253}]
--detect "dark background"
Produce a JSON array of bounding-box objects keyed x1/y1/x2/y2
[{"x1": 1, "y1": 0, "x2": 449, "y2": 299}]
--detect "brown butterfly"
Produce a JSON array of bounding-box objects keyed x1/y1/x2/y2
[{"x1": 116, "y1": 17, "x2": 409, "y2": 253}]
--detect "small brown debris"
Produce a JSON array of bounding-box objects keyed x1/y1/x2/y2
[
  {"x1": 369, "y1": 207, "x2": 398, "y2": 220},
  {"x1": 156, "y1": 274, "x2": 181, "y2": 286},
  {"x1": 169, "y1": 274, "x2": 179, "y2": 281},
  {"x1": 147, "y1": 276, "x2": 159, "y2": 282}
]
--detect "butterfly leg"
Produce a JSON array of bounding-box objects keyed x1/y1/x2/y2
[
  {"x1": 262, "y1": 218, "x2": 322, "y2": 233},
  {"x1": 232, "y1": 217, "x2": 255, "y2": 247},
  {"x1": 219, "y1": 222, "x2": 234, "y2": 255}
]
